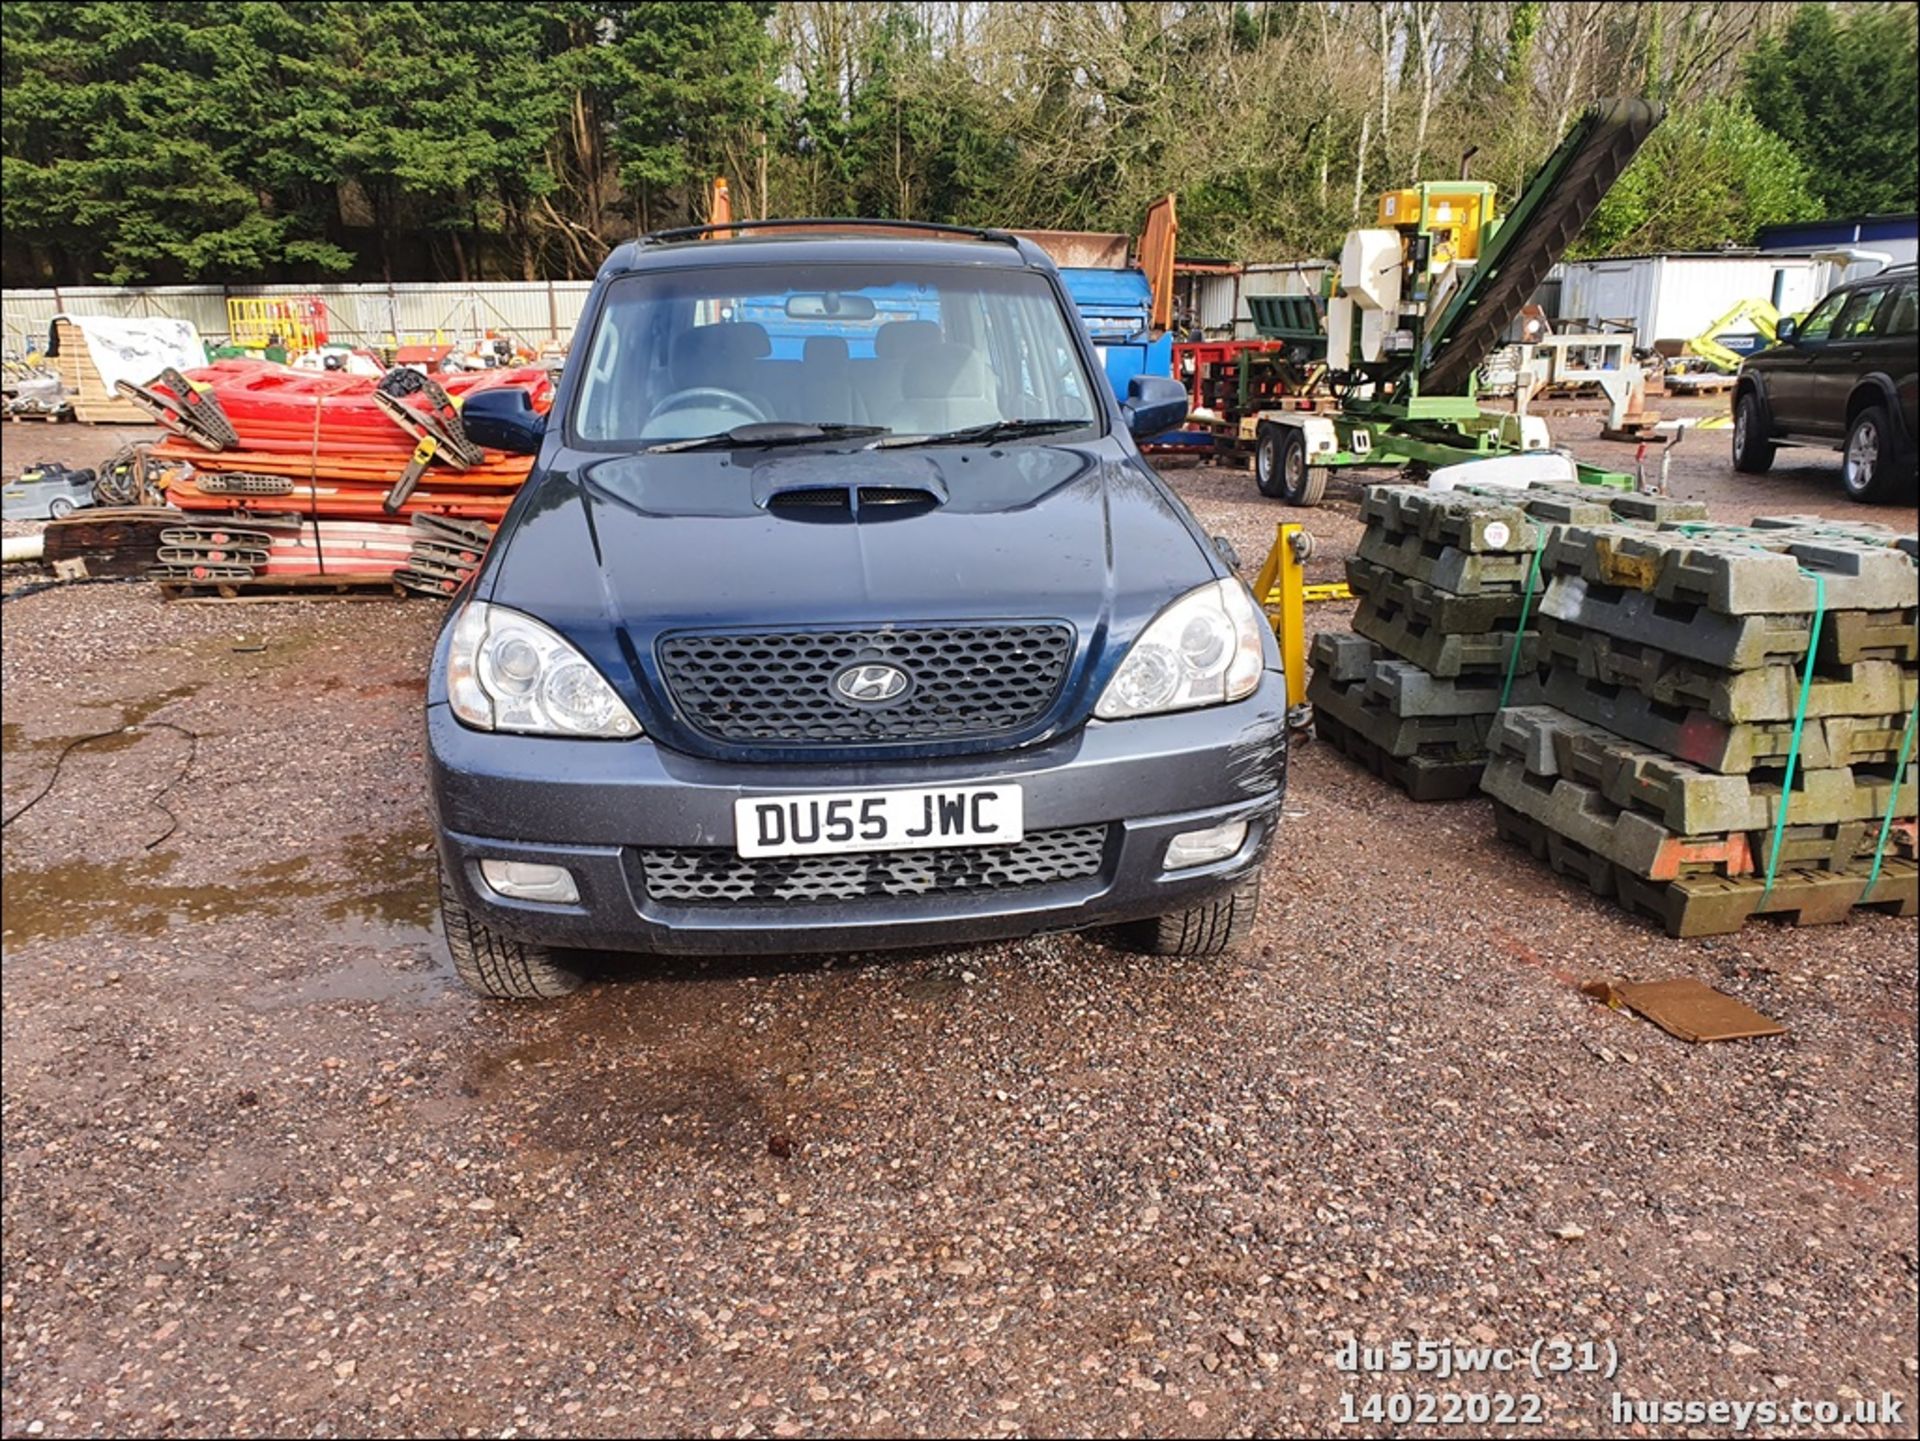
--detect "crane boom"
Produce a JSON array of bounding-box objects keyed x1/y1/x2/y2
[{"x1": 1419, "y1": 98, "x2": 1663, "y2": 396}]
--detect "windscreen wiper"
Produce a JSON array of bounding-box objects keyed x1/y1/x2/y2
[
  {"x1": 873, "y1": 418, "x2": 1090, "y2": 448},
  {"x1": 644, "y1": 421, "x2": 890, "y2": 454}
]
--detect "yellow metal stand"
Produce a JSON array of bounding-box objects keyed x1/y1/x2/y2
[{"x1": 1254, "y1": 522, "x2": 1353, "y2": 723}]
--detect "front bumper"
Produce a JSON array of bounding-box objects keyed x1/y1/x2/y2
[{"x1": 428, "y1": 670, "x2": 1288, "y2": 956}]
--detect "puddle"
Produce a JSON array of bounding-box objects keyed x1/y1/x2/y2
[
  {"x1": 255, "y1": 937, "x2": 444, "y2": 1009},
  {"x1": 112, "y1": 682, "x2": 204, "y2": 729},
  {"x1": 0, "y1": 828, "x2": 436, "y2": 950}
]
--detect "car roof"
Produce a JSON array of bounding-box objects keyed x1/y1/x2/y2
[
  {"x1": 1841, "y1": 263, "x2": 1915, "y2": 286},
  {"x1": 599, "y1": 222, "x2": 1053, "y2": 279}
]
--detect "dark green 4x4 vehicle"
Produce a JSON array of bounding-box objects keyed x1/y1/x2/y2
[{"x1": 1732, "y1": 263, "x2": 1918, "y2": 503}]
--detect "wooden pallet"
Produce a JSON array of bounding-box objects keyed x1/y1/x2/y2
[
  {"x1": 5, "y1": 409, "x2": 73, "y2": 424},
  {"x1": 42, "y1": 509, "x2": 183, "y2": 579},
  {"x1": 1492, "y1": 799, "x2": 1918, "y2": 937},
  {"x1": 157, "y1": 571, "x2": 411, "y2": 603},
  {"x1": 53, "y1": 320, "x2": 152, "y2": 424}
]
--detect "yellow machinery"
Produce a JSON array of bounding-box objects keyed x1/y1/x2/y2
[
  {"x1": 1374, "y1": 183, "x2": 1498, "y2": 271},
  {"x1": 226, "y1": 296, "x2": 326, "y2": 356},
  {"x1": 1667, "y1": 298, "x2": 1781, "y2": 387},
  {"x1": 1252, "y1": 521, "x2": 1351, "y2": 724}
]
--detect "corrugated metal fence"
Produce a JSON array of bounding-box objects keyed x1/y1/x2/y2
[{"x1": 2, "y1": 281, "x2": 597, "y2": 353}]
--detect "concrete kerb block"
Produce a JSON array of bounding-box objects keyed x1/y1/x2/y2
[
  {"x1": 1534, "y1": 615, "x2": 1917, "y2": 723},
  {"x1": 1547, "y1": 523, "x2": 1918, "y2": 615},
  {"x1": 1308, "y1": 630, "x2": 1380, "y2": 685}
]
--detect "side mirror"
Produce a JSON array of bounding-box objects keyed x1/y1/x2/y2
[
  {"x1": 461, "y1": 386, "x2": 548, "y2": 455},
  {"x1": 1774, "y1": 316, "x2": 1798, "y2": 345},
  {"x1": 1122, "y1": 373, "x2": 1189, "y2": 439}
]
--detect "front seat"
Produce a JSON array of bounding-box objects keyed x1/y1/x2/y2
[
  {"x1": 667, "y1": 322, "x2": 773, "y2": 416},
  {"x1": 898, "y1": 341, "x2": 999, "y2": 435},
  {"x1": 862, "y1": 319, "x2": 942, "y2": 419},
  {"x1": 799, "y1": 335, "x2": 859, "y2": 424}
]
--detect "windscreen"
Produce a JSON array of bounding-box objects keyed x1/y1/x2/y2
[{"x1": 571, "y1": 262, "x2": 1100, "y2": 444}]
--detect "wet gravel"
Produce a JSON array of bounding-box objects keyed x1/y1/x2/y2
[{"x1": 2, "y1": 404, "x2": 1916, "y2": 1437}]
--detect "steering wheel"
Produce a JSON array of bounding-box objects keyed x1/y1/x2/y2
[{"x1": 646, "y1": 386, "x2": 768, "y2": 425}]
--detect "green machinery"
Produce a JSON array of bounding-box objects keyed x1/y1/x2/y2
[{"x1": 1250, "y1": 98, "x2": 1664, "y2": 506}]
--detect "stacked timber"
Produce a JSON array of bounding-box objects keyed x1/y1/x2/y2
[
  {"x1": 1308, "y1": 483, "x2": 1708, "y2": 800},
  {"x1": 1482, "y1": 514, "x2": 1919, "y2": 936},
  {"x1": 52, "y1": 320, "x2": 149, "y2": 424}
]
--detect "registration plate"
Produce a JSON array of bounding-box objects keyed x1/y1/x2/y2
[{"x1": 734, "y1": 785, "x2": 1024, "y2": 859}]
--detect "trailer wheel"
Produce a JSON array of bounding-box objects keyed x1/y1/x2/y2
[
  {"x1": 1272, "y1": 428, "x2": 1328, "y2": 506},
  {"x1": 1254, "y1": 431, "x2": 1287, "y2": 498}
]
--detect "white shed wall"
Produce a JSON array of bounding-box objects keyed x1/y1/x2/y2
[
  {"x1": 3, "y1": 280, "x2": 595, "y2": 354},
  {"x1": 1559, "y1": 255, "x2": 1836, "y2": 346}
]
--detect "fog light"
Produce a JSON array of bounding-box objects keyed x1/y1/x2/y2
[
  {"x1": 1164, "y1": 820, "x2": 1248, "y2": 870},
  {"x1": 480, "y1": 859, "x2": 579, "y2": 904}
]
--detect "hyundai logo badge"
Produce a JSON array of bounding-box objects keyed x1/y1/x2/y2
[{"x1": 832, "y1": 662, "x2": 912, "y2": 704}]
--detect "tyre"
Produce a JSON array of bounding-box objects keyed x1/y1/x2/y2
[
  {"x1": 1731, "y1": 391, "x2": 1775, "y2": 474},
  {"x1": 439, "y1": 867, "x2": 585, "y2": 999},
  {"x1": 1254, "y1": 430, "x2": 1286, "y2": 498},
  {"x1": 1274, "y1": 427, "x2": 1329, "y2": 506},
  {"x1": 1118, "y1": 875, "x2": 1262, "y2": 957},
  {"x1": 1841, "y1": 404, "x2": 1912, "y2": 504},
  {"x1": 47, "y1": 497, "x2": 75, "y2": 520}
]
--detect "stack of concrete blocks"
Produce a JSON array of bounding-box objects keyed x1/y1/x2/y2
[
  {"x1": 1308, "y1": 483, "x2": 1710, "y2": 800},
  {"x1": 1483, "y1": 514, "x2": 1919, "y2": 937}
]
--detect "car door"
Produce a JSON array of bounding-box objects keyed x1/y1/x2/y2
[
  {"x1": 1765, "y1": 287, "x2": 1849, "y2": 435},
  {"x1": 1875, "y1": 278, "x2": 1920, "y2": 444},
  {"x1": 1807, "y1": 283, "x2": 1893, "y2": 437}
]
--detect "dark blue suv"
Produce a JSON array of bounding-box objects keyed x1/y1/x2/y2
[{"x1": 431, "y1": 221, "x2": 1287, "y2": 998}]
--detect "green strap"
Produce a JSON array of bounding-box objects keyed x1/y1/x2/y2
[
  {"x1": 1498, "y1": 527, "x2": 1549, "y2": 710},
  {"x1": 1761, "y1": 570, "x2": 1826, "y2": 899},
  {"x1": 1864, "y1": 696, "x2": 1920, "y2": 893}
]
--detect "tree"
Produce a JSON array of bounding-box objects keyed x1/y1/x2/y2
[
  {"x1": 1576, "y1": 96, "x2": 1820, "y2": 256},
  {"x1": 0, "y1": 1, "x2": 355, "y2": 284},
  {"x1": 3, "y1": 2, "x2": 1890, "y2": 287},
  {"x1": 1745, "y1": 3, "x2": 1919, "y2": 218},
  {"x1": 603, "y1": 1, "x2": 780, "y2": 229}
]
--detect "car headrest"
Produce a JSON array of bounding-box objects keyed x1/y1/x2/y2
[
  {"x1": 874, "y1": 319, "x2": 941, "y2": 362},
  {"x1": 902, "y1": 342, "x2": 990, "y2": 399},
  {"x1": 803, "y1": 335, "x2": 850, "y2": 365},
  {"x1": 672, "y1": 322, "x2": 771, "y2": 384}
]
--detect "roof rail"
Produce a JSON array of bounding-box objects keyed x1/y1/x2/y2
[{"x1": 640, "y1": 217, "x2": 1023, "y2": 247}]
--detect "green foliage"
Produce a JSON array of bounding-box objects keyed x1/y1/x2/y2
[
  {"x1": 4, "y1": 2, "x2": 1908, "y2": 286},
  {"x1": 1576, "y1": 97, "x2": 1821, "y2": 256},
  {"x1": 604, "y1": 1, "x2": 778, "y2": 222},
  {"x1": 1745, "y1": 3, "x2": 1919, "y2": 219}
]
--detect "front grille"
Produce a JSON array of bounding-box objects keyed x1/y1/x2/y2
[
  {"x1": 656, "y1": 623, "x2": 1075, "y2": 745},
  {"x1": 639, "y1": 824, "x2": 1109, "y2": 905}
]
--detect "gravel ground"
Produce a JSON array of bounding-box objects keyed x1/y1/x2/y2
[{"x1": 3, "y1": 403, "x2": 1916, "y2": 1438}]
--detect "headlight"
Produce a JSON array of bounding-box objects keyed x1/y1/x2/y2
[
  {"x1": 446, "y1": 601, "x2": 642, "y2": 738},
  {"x1": 1095, "y1": 578, "x2": 1265, "y2": 719}
]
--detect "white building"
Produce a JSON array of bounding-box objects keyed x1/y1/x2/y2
[{"x1": 1556, "y1": 251, "x2": 1863, "y2": 349}]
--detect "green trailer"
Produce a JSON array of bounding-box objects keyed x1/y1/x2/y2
[{"x1": 1247, "y1": 98, "x2": 1663, "y2": 505}]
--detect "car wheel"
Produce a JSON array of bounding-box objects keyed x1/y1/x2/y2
[
  {"x1": 1120, "y1": 875, "x2": 1262, "y2": 957},
  {"x1": 439, "y1": 867, "x2": 585, "y2": 999},
  {"x1": 47, "y1": 497, "x2": 75, "y2": 520},
  {"x1": 1841, "y1": 404, "x2": 1911, "y2": 504},
  {"x1": 1731, "y1": 392, "x2": 1775, "y2": 474}
]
